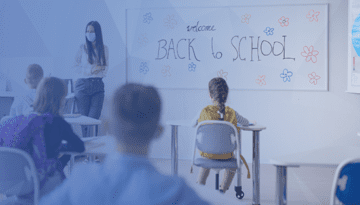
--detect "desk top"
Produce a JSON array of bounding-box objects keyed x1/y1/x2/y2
[
  {"x1": 238, "y1": 125, "x2": 266, "y2": 131},
  {"x1": 165, "y1": 120, "x2": 194, "y2": 127},
  {"x1": 64, "y1": 115, "x2": 101, "y2": 125},
  {"x1": 62, "y1": 135, "x2": 116, "y2": 155},
  {"x1": 269, "y1": 146, "x2": 360, "y2": 167}
]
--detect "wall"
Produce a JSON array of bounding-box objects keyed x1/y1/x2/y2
[{"x1": 2, "y1": 0, "x2": 359, "y2": 163}]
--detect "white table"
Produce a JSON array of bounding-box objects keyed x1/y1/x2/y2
[
  {"x1": 64, "y1": 115, "x2": 101, "y2": 137},
  {"x1": 165, "y1": 120, "x2": 194, "y2": 176},
  {"x1": 269, "y1": 146, "x2": 360, "y2": 205},
  {"x1": 64, "y1": 135, "x2": 116, "y2": 173},
  {"x1": 238, "y1": 125, "x2": 266, "y2": 205}
]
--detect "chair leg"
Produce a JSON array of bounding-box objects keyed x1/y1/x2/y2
[{"x1": 216, "y1": 173, "x2": 219, "y2": 190}]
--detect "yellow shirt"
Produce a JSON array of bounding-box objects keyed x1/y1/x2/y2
[{"x1": 197, "y1": 105, "x2": 239, "y2": 159}]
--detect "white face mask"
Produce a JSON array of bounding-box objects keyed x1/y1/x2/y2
[{"x1": 86, "y1": 33, "x2": 96, "y2": 42}]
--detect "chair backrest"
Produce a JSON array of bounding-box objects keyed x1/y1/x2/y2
[
  {"x1": 195, "y1": 120, "x2": 237, "y2": 154},
  {"x1": 0, "y1": 147, "x2": 39, "y2": 205},
  {"x1": 330, "y1": 157, "x2": 360, "y2": 205}
]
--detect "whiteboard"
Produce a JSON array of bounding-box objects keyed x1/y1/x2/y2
[
  {"x1": 348, "y1": 0, "x2": 360, "y2": 93},
  {"x1": 126, "y1": 4, "x2": 328, "y2": 91}
]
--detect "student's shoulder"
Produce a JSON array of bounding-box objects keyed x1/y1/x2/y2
[{"x1": 201, "y1": 105, "x2": 216, "y2": 113}]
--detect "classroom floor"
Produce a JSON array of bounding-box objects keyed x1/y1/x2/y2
[{"x1": 65, "y1": 158, "x2": 337, "y2": 205}]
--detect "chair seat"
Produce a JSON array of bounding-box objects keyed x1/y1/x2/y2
[{"x1": 194, "y1": 157, "x2": 238, "y2": 169}]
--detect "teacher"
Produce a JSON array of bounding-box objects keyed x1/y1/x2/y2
[{"x1": 73, "y1": 21, "x2": 109, "y2": 137}]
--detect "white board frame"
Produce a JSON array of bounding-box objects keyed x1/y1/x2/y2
[{"x1": 126, "y1": 4, "x2": 329, "y2": 91}]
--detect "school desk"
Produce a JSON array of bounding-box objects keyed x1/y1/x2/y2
[
  {"x1": 165, "y1": 120, "x2": 194, "y2": 176},
  {"x1": 64, "y1": 114, "x2": 101, "y2": 137},
  {"x1": 63, "y1": 135, "x2": 115, "y2": 173},
  {"x1": 269, "y1": 146, "x2": 360, "y2": 205},
  {"x1": 237, "y1": 124, "x2": 266, "y2": 205}
]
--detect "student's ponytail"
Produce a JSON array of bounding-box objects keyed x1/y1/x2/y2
[{"x1": 209, "y1": 77, "x2": 228, "y2": 121}]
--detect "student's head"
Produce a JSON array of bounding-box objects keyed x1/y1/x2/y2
[
  {"x1": 110, "y1": 83, "x2": 162, "y2": 148},
  {"x1": 85, "y1": 21, "x2": 106, "y2": 66},
  {"x1": 32, "y1": 77, "x2": 68, "y2": 116},
  {"x1": 208, "y1": 77, "x2": 229, "y2": 120},
  {"x1": 24, "y1": 64, "x2": 44, "y2": 89}
]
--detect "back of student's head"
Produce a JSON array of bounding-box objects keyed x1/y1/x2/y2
[
  {"x1": 26, "y1": 64, "x2": 44, "y2": 89},
  {"x1": 110, "y1": 83, "x2": 162, "y2": 146},
  {"x1": 209, "y1": 77, "x2": 229, "y2": 120},
  {"x1": 32, "y1": 77, "x2": 68, "y2": 116}
]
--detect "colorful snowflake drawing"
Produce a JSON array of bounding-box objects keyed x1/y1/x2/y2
[
  {"x1": 162, "y1": 65, "x2": 171, "y2": 77},
  {"x1": 278, "y1": 16, "x2": 289, "y2": 27},
  {"x1": 306, "y1": 10, "x2": 320, "y2": 22},
  {"x1": 188, "y1": 62, "x2": 196, "y2": 72},
  {"x1": 164, "y1": 14, "x2": 177, "y2": 29},
  {"x1": 280, "y1": 69, "x2": 293, "y2": 82},
  {"x1": 308, "y1": 72, "x2": 321, "y2": 85},
  {"x1": 139, "y1": 62, "x2": 149, "y2": 74},
  {"x1": 137, "y1": 33, "x2": 148, "y2": 47},
  {"x1": 241, "y1": 14, "x2": 251, "y2": 24},
  {"x1": 143, "y1": 13, "x2": 153, "y2": 24},
  {"x1": 263, "y1": 27, "x2": 274, "y2": 36},
  {"x1": 301, "y1": 46, "x2": 319, "y2": 63},
  {"x1": 217, "y1": 69, "x2": 228, "y2": 80},
  {"x1": 255, "y1": 75, "x2": 266, "y2": 86}
]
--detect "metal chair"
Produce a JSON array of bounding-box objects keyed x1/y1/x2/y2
[
  {"x1": 190, "y1": 120, "x2": 250, "y2": 200},
  {"x1": 0, "y1": 147, "x2": 39, "y2": 205},
  {"x1": 330, "y1": 157, "x2": 360, "y2": 205}
]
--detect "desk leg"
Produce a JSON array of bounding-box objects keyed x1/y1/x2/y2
[
  {"x1": 253, "y1": 131, "x2": 260, "y2": 205},
  {"x1": 237, "y1": 131, "x2": 242, "y2": 187},
  {"x1": 275, "y1": 166, "x2": 287, "y2": 205},
  {"x1": 171, "y1": 125, "x2": 178, "y2": 176},
  {"x1": 69, "y1": 155, "x2": 74, "y2": 175}
]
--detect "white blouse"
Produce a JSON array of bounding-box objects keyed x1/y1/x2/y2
[{"x1": 73, "y1": 44, "x2": 109, "y2": 80}]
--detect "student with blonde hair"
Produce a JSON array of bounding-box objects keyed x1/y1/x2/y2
[
  {"x1": 1, "y1": 64, "x2": 43, "y2": 124},
  {"x1": 0, "y1": 77, "x2": 85, "y2": 202},
  {"x1": 39, "y1": 83, "x2": 209, "y2": 205}
]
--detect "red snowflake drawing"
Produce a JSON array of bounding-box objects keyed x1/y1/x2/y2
[
  {"x1": 162, "y1": 65, "x2": 171, "y2": 77},
  {"x1": 278, "y1": 16, "x2": 289, "y2": 27},
  {"x1": 308, "y1": 72, "x2": 321, "y2": 85},
  {"x1": 306, "y1": 10, "x2": 320, "y2": 22},
  {"x1": 301, "y1": 46, "x2": 319, "y2": 63},
  {"x1": 164, "y1": 14, "x2": 177, "y2": 29},
  {"x1": 255, "y1": 75, "x2": 266, "y2": 86},
  {"x1": 217, "y1": 69, "x2": 228, "y2": 80},
  {"x1": 241, "y1": 14, "x2": 251, "y2": 24},
  {"x1": 137, "y1": 33, "x2": 148, "y2": 47}
]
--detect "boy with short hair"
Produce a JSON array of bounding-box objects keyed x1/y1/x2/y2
[
  {"x1": 5, "y1": 64, "x2": 43, "y2": 120},
  {"x1": 39, "y1": 83, "x2": 210, "y2": 205}
]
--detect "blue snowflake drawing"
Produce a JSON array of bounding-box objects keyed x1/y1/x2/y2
[
  {"x1": 188, "y1": 62, "x2": 196, "y2": 72},
  {"x1": 263, "y1": 27, "x2": 274, "y2": 36},
  {"x1": 143, "y1": 13, "x2": 153, "y2": 24},
  {"x1": 139, "y1": 62, "x2": 149, "y2": 74},
  {"x1": 280, "y1": 69, "x2": 293, "y2": 82}
]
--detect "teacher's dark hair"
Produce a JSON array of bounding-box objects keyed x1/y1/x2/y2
[
  {"x1": 110, "y1": 83, "x2": 162, "y2": 145},
  {"x1": 85, "y1": 21, "x2": 107, "y2": 68},
  {"x1": 209, "y1": 77, "x2": 228, "y2": 120}
]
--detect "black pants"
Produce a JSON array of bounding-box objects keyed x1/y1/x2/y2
[{"x1": 74, "y1": 78, "x2": 104, "y2": 137}]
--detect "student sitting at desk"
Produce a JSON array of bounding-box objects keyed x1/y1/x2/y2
[
  {"x1": 38, "y1": 83, "x2": 210, "y2": 205},
  {"x1": 0, "y1": 77, "x2": 85, "y2": 201},
  {"x1": 192, "y1": 77, "x2": 250, "y2": 194},
  {"x1": 0, "y1": 64, "x2": 44, "y2": 124}
]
